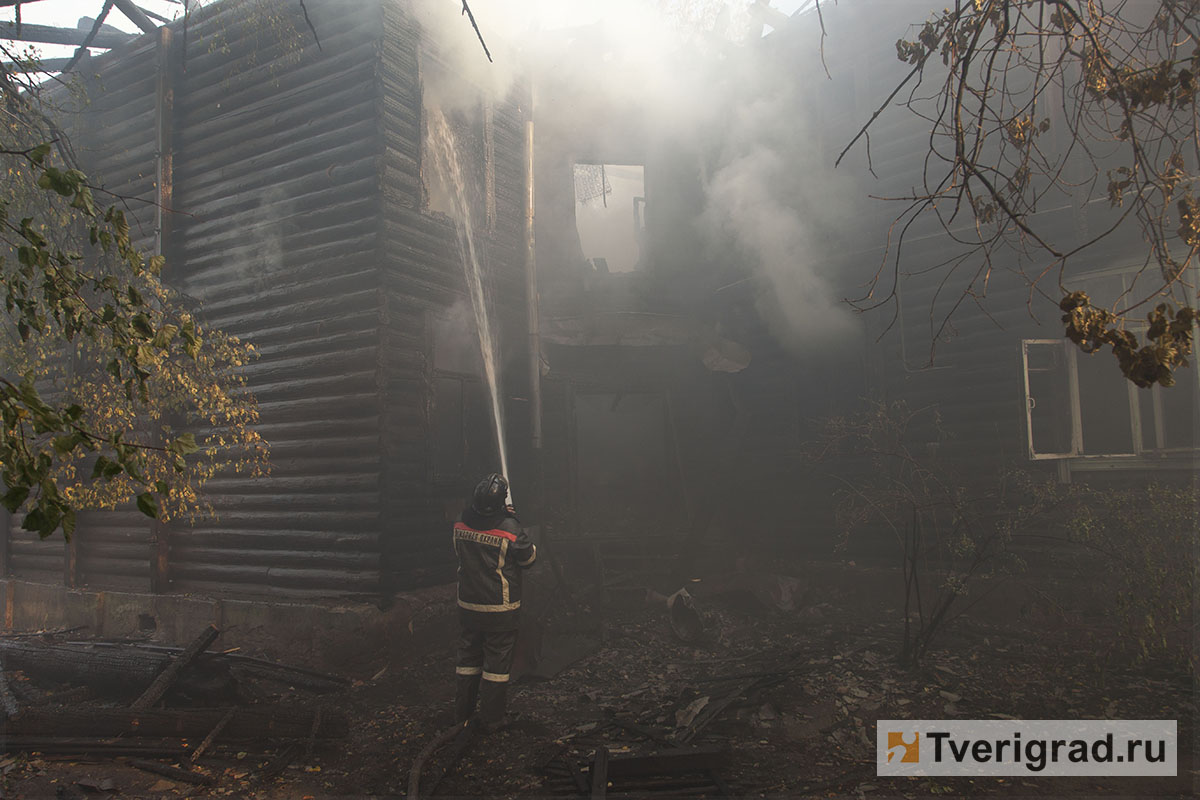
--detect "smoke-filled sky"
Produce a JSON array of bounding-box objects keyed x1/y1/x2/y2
[{"x1": 2, "y1": 1, "x2": 812, "y2": 55}]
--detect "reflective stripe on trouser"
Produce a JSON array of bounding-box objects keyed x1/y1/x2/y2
[{"x1": 455, "y1": 627, "x2": 518, "y2": 725}]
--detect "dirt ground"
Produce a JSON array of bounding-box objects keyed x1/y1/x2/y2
[{"x1": 1, "y1": 560, "x2": 1195, "y2": 799}]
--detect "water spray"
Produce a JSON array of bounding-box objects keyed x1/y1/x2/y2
[{"x1": 426, "y1": 107, "x2": 514, "y2": 506}]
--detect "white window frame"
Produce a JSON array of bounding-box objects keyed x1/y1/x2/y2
[
  {"x1": 1021, "y1": 336, "x2": 1198, "y2": 461},
  {"x1": 1021, "y1": 338, "x2": 1081, "y2": 460}
]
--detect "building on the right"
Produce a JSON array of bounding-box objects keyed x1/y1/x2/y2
[{"x1": 763, "y1": 0, "x2": 1197, "y2": 486}]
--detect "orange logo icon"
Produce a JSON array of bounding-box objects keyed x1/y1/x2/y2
[{"x1": 887, "y1": 732, "x2": 920, "y2": 763}]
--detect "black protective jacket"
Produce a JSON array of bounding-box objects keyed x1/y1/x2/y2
[{"x1": 453, "y1": 506, "x2": 537, "y2": 631}]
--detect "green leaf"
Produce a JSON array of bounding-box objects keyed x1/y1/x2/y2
[
  {"x1": 152, "y1": 324, "x2": 179, "y2": 348},
  {"x1": 29, "y1": 143, "x2": 51, "y2": 165},
  {"x1": 52, "y1": 432, "x2": 83, "y2": 455},
  {"x1": 172, "y1": 433, "x2": 199, "y2": 456},
  {"x1": 62, "y1": 508, "x2": 76, "y2": 540},
  {"x1": 23, "y1": 507, "x2": 52, "y2": 537},
  {"x1": 0, "y1": 486, "x2": 30, "y2": 513},
  {"x1": 130, "y1": 314, "x2": 154, "y2": 339},
  {"x1": 136, "y1": 492, "x2": 158, "y2": 519},
  {"x1": 91, "y1": 455, "x2": 113, "y2": 480}
]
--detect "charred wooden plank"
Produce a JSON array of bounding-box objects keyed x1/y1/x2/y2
[
  {"x1": 132, "y1": 624, "x2": 221, "y2": 710},
  {"x1": 1, "y1": 56, "x2": 71, "y2": 72},
  {"x1": 0, "y1": 737, "x2": 190, "y2": 757},
  {"x1": 254, "y1": 742, "x2": 303, "y2": 785},
  {"x1": 9, "y1": 706, "x2": 346, "y2": 741},
  {"x1": 0, "y1": 21, "x2": 132, "y2": 48},
  {"x1": 129, "y1": 758, "x2": 215, "y2": 786},
  {"x1": 590, "y1": 746, "x2": 609, "y2": 799},
  {"x1": 603, "y1": 746, "x2": 727, "y2": 779},
  {"x1": 112, "y1": 0, "x2": 158, "y2": 35},
  {"x1": 190, "y1": 707, "x2": 235, "y2": 763},
  {"x1": 0, "y1": 638, "x2": 167, "y2": 693}
]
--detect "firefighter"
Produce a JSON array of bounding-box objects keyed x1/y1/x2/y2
[{"x1": 452, "y1": 473, "x2": 537, "y2": 730}]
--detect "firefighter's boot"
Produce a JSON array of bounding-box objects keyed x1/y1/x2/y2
[
  {"x1": 478, "y1": 676, "x2": 508, "y2": 730},
  {"x1": 454, "y1": 673, "x2": 481, "y2": 724}
]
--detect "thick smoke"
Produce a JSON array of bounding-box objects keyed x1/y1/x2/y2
[{"x1": 411, "y1": 0, "x2": 862, "y2": 351}]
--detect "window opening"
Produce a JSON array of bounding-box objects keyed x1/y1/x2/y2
[{"x1": 573, "y1": 163, "x2": 645, "y2": 273}]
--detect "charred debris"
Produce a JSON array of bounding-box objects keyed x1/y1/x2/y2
[{"x1": 0, "y1": 624, "x2": 348, "y2": 786}]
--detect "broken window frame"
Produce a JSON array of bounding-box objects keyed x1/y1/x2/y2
[{"x1": 417, "y1": 46, "x2": 496, "y2": 231}]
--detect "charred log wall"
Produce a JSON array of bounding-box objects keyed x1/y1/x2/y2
[
  {"x1": 168, "y1": 0, "x2": 384, "y2": 597},
  {"x1": 6, "y1": 0, "x2": 534, "y2": 600}
]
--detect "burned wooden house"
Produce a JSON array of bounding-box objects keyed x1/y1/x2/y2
[{"x1": 0, "y1": 0, "x2": 1191, "y2": 645}]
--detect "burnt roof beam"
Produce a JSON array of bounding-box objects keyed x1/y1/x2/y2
[
  {"x1": 0, "y1": 21, "x2": 133, "y2": 49},
  {"x1": 1, "y1": 55, "x2": 70, "y2": 72},
  {"x1": 112, "y1": 0, "x2": 158, "y2": 35}
]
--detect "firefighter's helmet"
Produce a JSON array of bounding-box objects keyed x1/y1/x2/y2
[{"x1": 471, "y1": 473, "x2": 509, "y2": 515}]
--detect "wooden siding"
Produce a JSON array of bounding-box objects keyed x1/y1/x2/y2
[{"x1": 169, "y1": 0, "x2": 384, "y2": 597}]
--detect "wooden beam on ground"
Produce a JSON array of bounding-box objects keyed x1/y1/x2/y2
[
  {"x1": 129, "y1": 759, "x2": 215, "y2": 786},
  {"x1": 9, "y1": 705, "x2": 346, "y2": 741},
  {"x1": 112, "y1": 0, "x2": 157, "y2": 35},
  {"x1": 1, "y1": 737, "x2": 191, "y2": 757},
  {"x1": 190, "y1": 708, "x2": 235, "y2": 763},
  {"x1": 590, "y1": 746, "x2": 609, "y2": 799},
  {"x1": 603, "y1": 746, "x2": 728, "y2": 779},
  {"x1": 254, "y1": 742, "x2": 302, "y2": 785},
  {"x1": 131, "y1": 624, "x2": 220, "y2": 711},
  {"x1": 0, "y1": 21, "x2": 132, "y2": 49}
]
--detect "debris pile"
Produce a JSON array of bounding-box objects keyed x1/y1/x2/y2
[{"x1": 0, "y1": 624, "x2": 349, "y2": 789}]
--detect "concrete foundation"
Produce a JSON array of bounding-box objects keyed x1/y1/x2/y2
[{"x1": 0, "y1": 580, "x2": 457, "y2": 675}]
